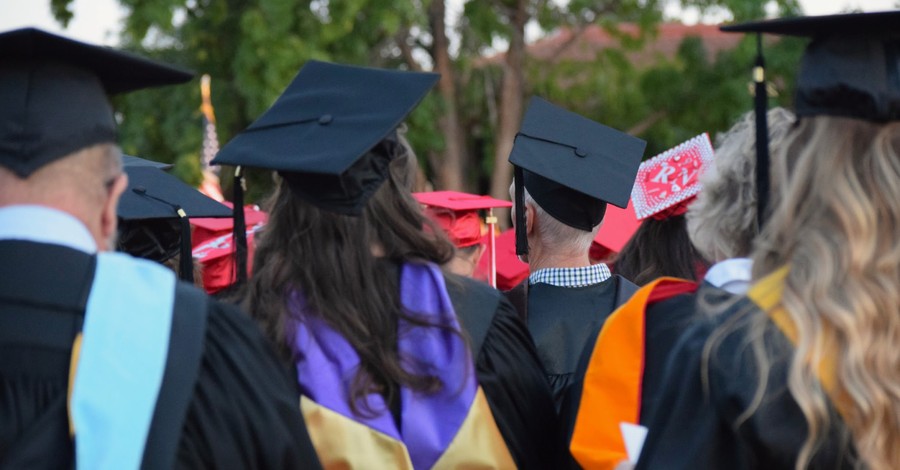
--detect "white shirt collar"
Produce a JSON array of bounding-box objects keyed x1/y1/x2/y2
[
  {"x1": 0, "y1": 205, "x2": 98, "y2": 254},
  {"x1": 704, "y1": 257, "x2": 753, "y2": 295}
]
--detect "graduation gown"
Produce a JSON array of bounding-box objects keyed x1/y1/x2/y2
[
  {"x1": 635, "y1": 293, "x2": 857, "y2": 469},
  {"x1": 291, "y1": 262, "x2": 560, "y2": 470},
  {"x1": 0, "y1": 240, "x2": 321, "y2": 469},
  {"x1": 445, "y1": 272, "x2": 561, "y2": 469},
  {"x1": 505, "y1": 275, "x2": 638, "y2": 410},
  {"x1": 564, "y1": 279, "x2": 713, "y2": 469}
]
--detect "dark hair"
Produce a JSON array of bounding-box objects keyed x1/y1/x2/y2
[
  {"x1": 243, "y1": 139, "x2": 456, "y2": 416},
  {"x1": 613, "y1": 214, "x2": 707, "y2": 286}
]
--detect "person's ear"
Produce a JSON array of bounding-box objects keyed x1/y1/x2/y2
[
  {"x1": 525, "y1": 203, "x2": 536, "y2": 236},
  {"x1": 100, "y1": 172, "x2": 128, "y2": 251}
]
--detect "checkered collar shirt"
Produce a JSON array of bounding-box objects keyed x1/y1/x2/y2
[{"x1": 528, "y1": 263, "x2": 612, "y2": 288}]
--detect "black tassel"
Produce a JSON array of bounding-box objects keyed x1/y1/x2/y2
[
  {"x1": 175, "y1": 207, "x2": 193, "y2": 283},
  {"x1": 754, "y1": 33, "x2": 770, "y2": 231},
  {"x1": 515, "y1": 166, "x2": 528, "y2": 256},
  {"x1": 232, "y1": 166, "x2": 248, "y2": 285}
]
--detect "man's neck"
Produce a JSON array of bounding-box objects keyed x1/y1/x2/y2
[{"x1": 528, "y1": 250, "x2": 592, "y2": 273}]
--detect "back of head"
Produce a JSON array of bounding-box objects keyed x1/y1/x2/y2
[
  {"x1": 717, "y1": 13, "x2": 900, "y2": 467},
  {"x1": 614, "y1": 214, "x2": 704, "y2": 285},
  {"x1": 687, "y1": 107, "x2": 796, "y2": 262},
  {"x1": 246, "y1": 140, "x2": 454, "y2": 413}
]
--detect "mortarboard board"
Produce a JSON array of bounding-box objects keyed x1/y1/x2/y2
[
  {"x1": 414, "y1": 191, "x2": 513, "y2": 288},
  {"x1": 122, "y1": 154, "x2": 174, "y2": 170},
  {"x1": 117, "y1": 165, "x2": 231, "y2": 282},
  {"x1": 193, "y1": 222, "x2": 266, "y2": 294},
  {"x1": 0, "y1": 28, "x2": 192, "y2": 178},
  {"x1": 508, "y1": 96, "x2": 646, "y2": 255},
  {"x1": 631, "y1": 133, "x2": 714, "y2": 220},
  {"x1": 413, "y1": 191, "x2": 512, "y2": 248},
  {"x1": 720, "y1": 11, "x2": 900, "y2": 228},
  {"x1": 212, "y1": 60, "x2": 439, "y2": 284}
]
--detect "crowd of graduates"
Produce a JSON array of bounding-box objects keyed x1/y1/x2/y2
[{"x1": 1, "y1": 9, "x2": 899, "y2": 470}]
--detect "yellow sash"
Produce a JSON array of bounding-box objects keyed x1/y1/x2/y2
[
  {"x1": 300, "y1": 387, "x2": 516, "y2": 469},
  {"x1": 747, "y1": 267, "x2": 851, "y2": 418}
]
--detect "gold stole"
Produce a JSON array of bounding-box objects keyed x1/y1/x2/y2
[
  {"x1": 300, "y1": 387, "x2": 517, "y2": 469},
  {"x1": 747, "y1": 267, "x2": 851, "y2": 418}
]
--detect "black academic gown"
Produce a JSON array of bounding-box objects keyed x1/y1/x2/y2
[
  {"x1": 635, "y1": 296, "x2": 857, "y2": 470},
  {"x1": 436, "y1": 272, "x2": 562, "y2": 469},
  {"x1": 0, "y1": 240, "x2": 321, "y2": 469},
  {"x1": 558, "y1": 283, "x2": 715, "y2": 469},
  {"x1": 505, "y1": 275, "x2": 637, "y2": 411}
]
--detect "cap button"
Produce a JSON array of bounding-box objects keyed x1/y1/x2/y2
[
  {"x1": 318, "y1": 114, "x2": 333, "y2": 125},
  {"x1": 574, "y1": 148, "x2": 588, "y2": 158}
]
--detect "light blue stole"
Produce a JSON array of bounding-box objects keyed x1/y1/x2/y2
[{"x1": 70, "y1": 252, "x2": 176, "y2": 469}]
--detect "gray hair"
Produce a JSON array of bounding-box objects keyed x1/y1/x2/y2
[
  {"x1": 522, "y1": 186, "x2": 599, "y2": 256},
  {"x1": 687, "y1": 107, "x2": 795, "y2": 262}
]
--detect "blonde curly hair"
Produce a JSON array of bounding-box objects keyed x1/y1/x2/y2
[{"x1": 751, "y1": 115, "x2": 900, "y2": 469}]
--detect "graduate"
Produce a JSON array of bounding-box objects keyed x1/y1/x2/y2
[
  {"x1": 504, "y1": 96, "x2": 646, "y2": 410},
  {"x1": 0, "y1": 28, "x2": 320, "y2": 468},
  {"x1": 413, "y1": 190, "x2": 511, "y2": 283},
  {"x1": 686, "y1": 107, "x2": 796, "y2": 295},
  {"x1": 566, "y1": 134, "x2": 717, "y2": 470},
  {"x1": 117, "y1": 158, "x2": 232, "y2": 283},
  {"x1": 214, "y1": 60, "x2": 559, "y2": 469},
  {"x1": 614, "y1": 134, "x2": 714, "y2": 285},
  {"x1": 635, "y1": 11, "x2": 900, "y2": 469}
]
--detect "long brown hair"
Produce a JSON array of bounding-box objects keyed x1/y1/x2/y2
[{"x1": 243, "y1": 139, "x2": 456, "y2": 416}]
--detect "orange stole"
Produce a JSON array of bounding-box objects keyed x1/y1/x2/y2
[
  {"x1": 746, "y1": 267, "x2": 851, "y2": 419},
  {"x1": 570, "y1": 278, "x2": 696, "y2": 470},
  {"x1": 300, "y1": 387, "x2": 516, "y2": 469}
]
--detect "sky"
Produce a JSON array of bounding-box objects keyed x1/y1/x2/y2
[{"x1": 0, "y1": 0, "x2": 897, "y2": 46}]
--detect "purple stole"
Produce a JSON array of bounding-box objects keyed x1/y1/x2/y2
[{"x1": 289, "y1": 262, "x2": 513, "y2": 469}]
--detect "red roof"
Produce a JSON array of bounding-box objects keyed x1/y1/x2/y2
[{"x1": 479, "y1": 22, "x2": 742, "y2": 67}]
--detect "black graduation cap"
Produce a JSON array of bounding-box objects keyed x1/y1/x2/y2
[
  {"x1": 122, "y1": 154, "x2": 174, "y2": 170},
  {"x1": 720, "y1": 11, "x2": 900, "y2": 228},
  {"x1": 212, "y1": 59, "x2": 438, "y2": 283},
  {"x1": 118, "y1": 164, "x2": 231, "y2": 282},
  {"x1": 508, "y1": 97, "x2": 646, "y2": 255},
  {"x1": 0, "y1": 27, "x2": 193, "y2": 178}
]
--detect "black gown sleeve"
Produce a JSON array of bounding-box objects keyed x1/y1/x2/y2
[
  {"x1": 636, "y1": 302, "x2": 857, "y2": 470},
  {"x1": 476, "y1": 297, "x2": 563, "y2": 470},
  {"x1": 175, "y1": 300, "x2": 322, "y2": 470}
]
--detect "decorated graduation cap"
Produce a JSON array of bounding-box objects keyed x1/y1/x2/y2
[
  {"x1": 631, "y1": 133, "x2": 714, "y2": 220},
  {"x1": 508, "y1": 97, "x2": 646, "y2": 255},
  {"x1": 0, "y1": 27, "x2": 192, "y2": 178},
  {"x1": 413, "y1": 190, "x2": 513, "y2": 288},
  {"x1": 720, "y1": 10, "x2": 900, "y2": 228},
  {"x1": 118, "y1": 160, "x2": 231, "y2": 283},
  {"x1": 213, "y1": 60, "x2": 439, "y2": 284}
]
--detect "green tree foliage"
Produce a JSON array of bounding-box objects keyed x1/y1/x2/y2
[{"x1": 54, "y1": 0, "x2": 805, "y2": 202}]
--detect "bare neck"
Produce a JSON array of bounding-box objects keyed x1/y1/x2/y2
[{"x1": 527, "y1": 245, "x2": 592, "y2": 273}]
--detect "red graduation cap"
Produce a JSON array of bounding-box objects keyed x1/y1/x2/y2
[
  {"x1": 190, "y1": 204, "x2": 268, "y2": 294},
  {"x1": 631, "y1": 133, "x2": 714, "y2": 221},
  {"x1": 413, "y1": 191, "x2": 513, "y2": 288},
  {"x1": 591, "y1": 199, "x2": 642, "y2": 262},
  {"x1": 191, "y1": 203, "x2": 268, "y2": 248},
  {"x1": 477, "y1": 228, "x2": 529, "y2": 291}
]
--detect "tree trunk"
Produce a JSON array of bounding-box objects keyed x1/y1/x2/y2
[
  {"x1": 489, "y1": 0, "x2": 528, "y2": 228},
  {"x1": 429, "y1": 0, "x2": 466, "y2": 191}
]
